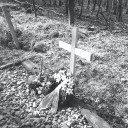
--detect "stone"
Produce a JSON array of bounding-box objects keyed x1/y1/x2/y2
[
  {"x1": 49, "y1": 31, "x2": 59, "y2": 38},
  {"x1": 33, "y1": 41, "x2": 49, "y2": 53}
]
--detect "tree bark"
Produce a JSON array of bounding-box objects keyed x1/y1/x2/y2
[
  {"x1": 92, "y1": 0, "x2": 97, "y2": 12},
  {"x1": 68, "y1": 0, "x2": 75, "y2": 25},
  {"x1": 87, "y1": 0, "x2": 91, "y2": 10},
  {"x1": 117, "y1": 0, "x2": 122, "y2": 22},
  {"x1": 65, "y1": 0, "x2": 69, "y2": 15},
  {"x1": 32, "y1": 0, "x2": 37, "y2": 17},
  {"x1": 79, "y1": 0, "x2": 84, "y2": 18}
]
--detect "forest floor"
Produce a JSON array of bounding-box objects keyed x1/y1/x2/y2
[{"x1": 0, "y1": 1, "x2": 128, "y2": 128}]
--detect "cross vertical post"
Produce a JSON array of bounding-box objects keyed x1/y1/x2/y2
[
  {"x1": 2, "y1": 6, "x2": 20, "y2": 49},
  {"x1": 70, "y1": 27, "x2": 78, "y2": 76}
]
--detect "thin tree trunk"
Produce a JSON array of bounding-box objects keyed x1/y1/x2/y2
[
  {"x1": 96, "y1": 0, "x2": 102, "y2": 17},
  {"x1": 68, "y1": 0, "x2": 75, "y2": 25},
  {"x1": 92, "y1": 0, "x2": 97, "y2": 12},
  {"x1": 117, "y1": 0, "x2": 122, "y2": 22},
  {"x1": 53, "y1": 0, "x2": 56, "y2": 8},
  {"x1": 87, "y1": 0, "x2": 90, "y2": 10},
  {"x1": 79, "y1": 0, "x2": 84, "y2": 18},
  {"x1": 105, "y1": 0, "x2": 109, "y2": 12},
  {"x1": 113, "y1": 0, "x2": 117, "y2": 14},
  {"x1": 32, "y1": 0, "x2": 37, "y2": 17},
  {"x1": 65, "y1": 0, "x2": 69, "y2": 15}
]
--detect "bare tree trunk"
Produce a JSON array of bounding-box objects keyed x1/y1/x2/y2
[
  {"x1": 32, "y1": 0, "x2": 37, "y2": 17},
  {"x1": 117, "y1": 0, "x2": 122, "y2": 22},
  {"x1": 87, "y1": 0, "x2": 91, "y2": 10},
  {"x1": 68, "y1": 0, "x2": 75, "y2": 25},
  {"x1": 124, "y1": 0, "x2": 128, "y2": 8},
  {"x1": 92, "y1": 0, "x2": 97, "y2": 12},
  {"x1": 53, "y1": 0, "x2": 56, "y2": 8},
  {"x1": 65, "y1": 0, "x2": 69, "y2": 15},
  {"x1": 105, "y1": 0, "x2": 109, "y2": 11},
  {"x1": 79, "y1": 0, "x2": 84, "y2": 18},
  {"x1": 59, "y1": 0, "x2": 62, "y2": 6},
  {"x1": 113, "y1": 0, "x2": 117, "y2": 14},
  {"x1": 125, "y1": 0, "x2": 128, "y2": 13},
  {"x1": 96, "y1": 0, "x2": 102, "y2": 17}
]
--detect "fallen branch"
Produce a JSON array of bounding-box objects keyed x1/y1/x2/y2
[
  {"x1": 81, "y1": 109, "x2": 112, "y2": 128},
  {"x1": 37, "y1": 68, "x2": 112, "y2": 128},
  {"x1": 0, "y1": 52, "x2": 43, "y2": 70}
]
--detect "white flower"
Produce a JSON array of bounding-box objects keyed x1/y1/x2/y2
[{"x1": 66, "y1": 88, "x2": 73, "y2": 94}]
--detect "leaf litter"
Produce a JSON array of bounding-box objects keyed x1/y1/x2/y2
[{"x1": 0, "y1": 2, "x2": 128, "y2": 128}]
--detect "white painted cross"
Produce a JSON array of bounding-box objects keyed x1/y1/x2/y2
[{"x1": 59, "y1": 27, "x2": 95, "y2": 76}]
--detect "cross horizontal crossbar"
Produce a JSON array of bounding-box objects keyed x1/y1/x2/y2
[{"x1": 59, "y1": 41, "x2": 93, "y2": 62}]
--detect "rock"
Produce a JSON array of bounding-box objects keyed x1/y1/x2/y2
[
  {"x1": 33, "y1": 41, "x2": 49, "y2": 53},
  {"x1": 49, "y1": 31, "x2": 59, "y2": 38}
]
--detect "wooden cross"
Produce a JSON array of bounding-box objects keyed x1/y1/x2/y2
[
  {"x1": 59, "y1": 27, "x2": 94, "y2": 76},
  {"x1": 1, "y1": 5, "x2": 20, "y2": 49}
]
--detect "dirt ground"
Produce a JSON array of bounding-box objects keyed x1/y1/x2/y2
[{"x1": 0, "y1": 1, "x2": 128, "y2": 128}]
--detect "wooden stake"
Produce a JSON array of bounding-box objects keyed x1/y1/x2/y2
[
  {"x1": 70, "y1": 27, "x2": 78, "y2": 76},
  {"x1": 2, "y1": 6, "x2": 20, "y2": 49}
]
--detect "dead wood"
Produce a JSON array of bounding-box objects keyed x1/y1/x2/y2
[
  {"x1": 81, "y1": 109, "x2": 112, "y2": 128},
  {"x1": 65, "y1": 95, "x2": 112, "y2": 128},
  {"x1": 0, "y1": 52, "x2": 43, "y2": 70},
  {"x1": 0, "y1": 60, "x2": 22, "y2": 70},
  {"x1": 22, "y1": 60, "x2": 39, "y2": 74},
  {"x1": 39, "y1": 89, "x2": 112, "y2": 128}
]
